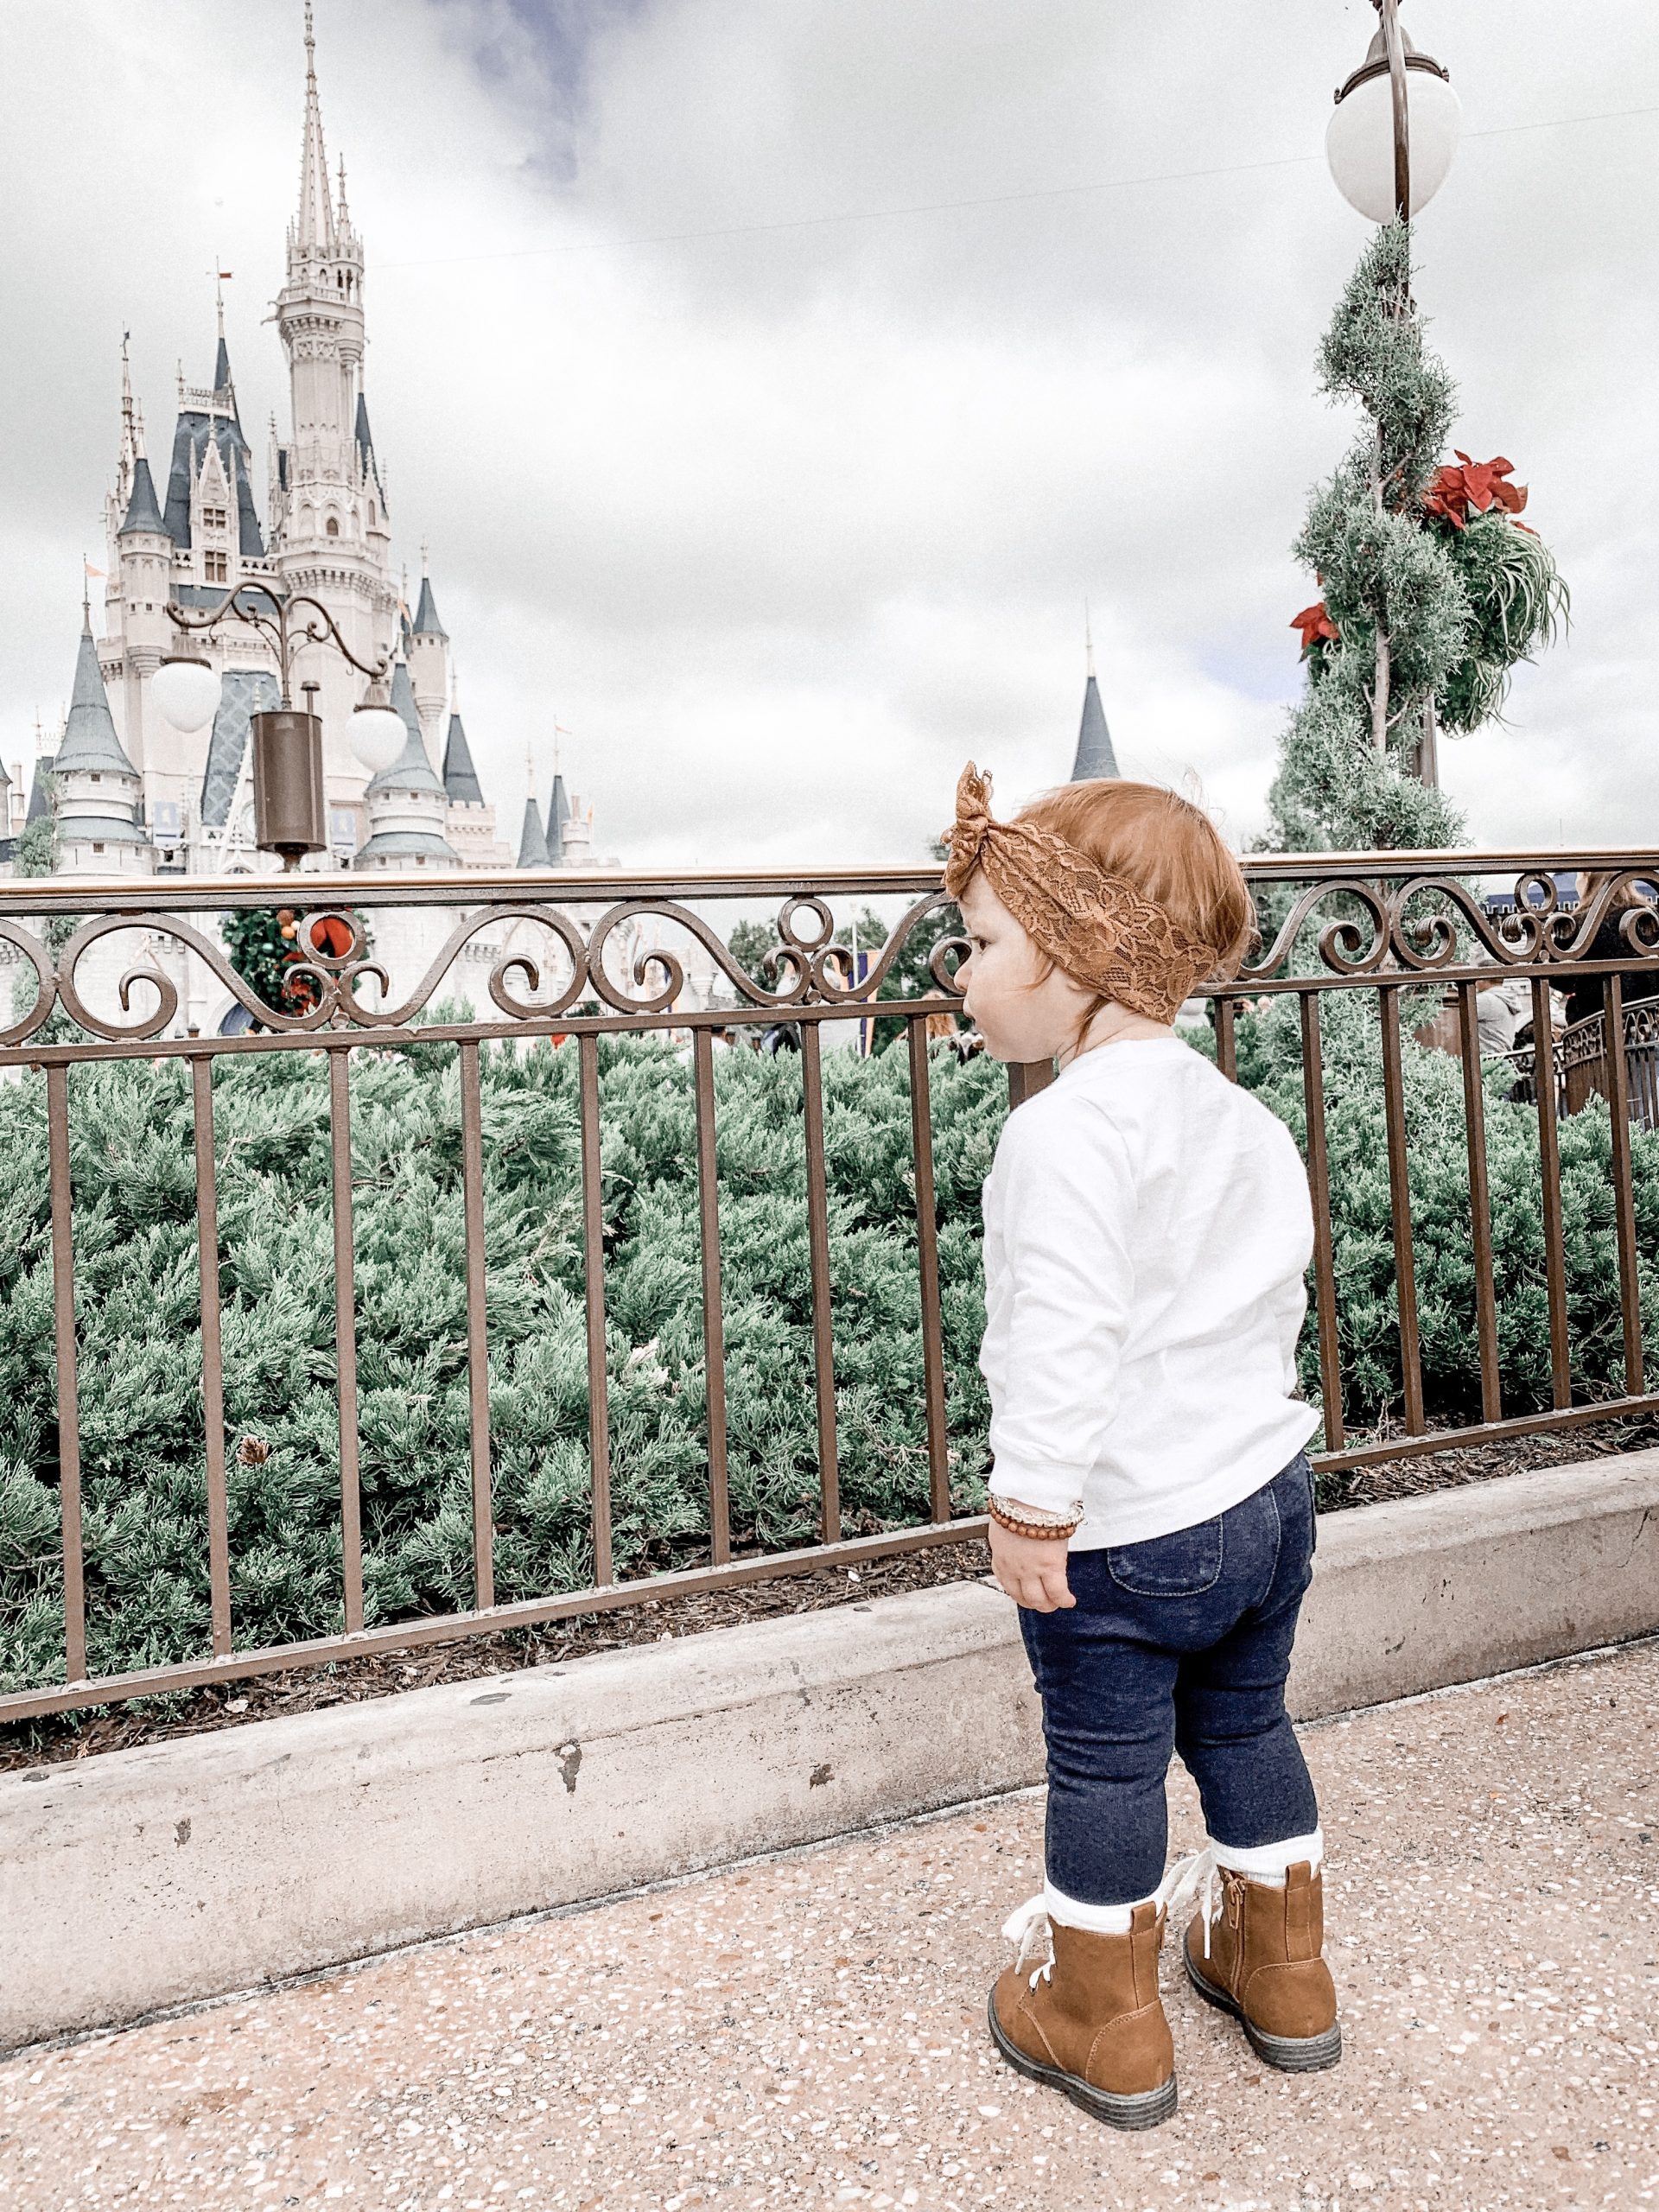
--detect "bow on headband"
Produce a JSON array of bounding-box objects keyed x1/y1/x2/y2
[{"x1": 942, "y1": 762, "x2": 1215, "y2": 1025}]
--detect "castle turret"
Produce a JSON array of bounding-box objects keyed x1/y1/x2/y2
[
  {"x1": 356, "y1": 658, "x2": 456, "y2": 868},
  {"x1": 517, "y1": 795, "x2": 552, "y2": 869},
  {"x1": 53, "y1": 605, "x2": 152, "y2": 875},
  {"x1": 548, "y1": 771, "x2": 571, "y2": 865},
  {"x1": 112, "y1": 427, "x2": 175, "y2": 778},
  {"x1": 408, "y1": 563, "x2": 448, "y2": 741},
  {"x1": 557, "y1": 793, "x2": 594, "y2": 867}
]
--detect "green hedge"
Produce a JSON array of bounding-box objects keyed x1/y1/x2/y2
[{"x1": 0, "y1": 1037, "x2": 1002, "y2": 1693}]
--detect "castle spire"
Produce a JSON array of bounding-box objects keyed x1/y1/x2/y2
[
  {"x1": 117, "y1": 331, "x2": 137, "y2": 499},
  {"x1": 294, "y1": 0, "x2": 336, "y2": 258},
  {"x1": 209, "y1": 267, "x2": 236, "y2": 400},
  {"x1": 1071, "y1": 620, "x2": 1120, "y2": 784}
]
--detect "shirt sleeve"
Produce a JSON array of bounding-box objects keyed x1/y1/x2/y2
[{"x1": 982, "y1": 1095, "x2": 1137, "y2": 1516}]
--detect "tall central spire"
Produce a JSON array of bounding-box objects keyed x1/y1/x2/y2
[{"x1": 295, "y1": 0, "x2": 336, "y2": 257}]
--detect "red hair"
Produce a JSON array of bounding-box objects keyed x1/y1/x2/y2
[{"x1": 1011, "y1": 779, "x2": 1253, "y2": 1029}]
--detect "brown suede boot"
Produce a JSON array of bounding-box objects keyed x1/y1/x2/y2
[
  {"x1": 1183, "y1": 1859, "x2": 1341, "y2": 2072},
  {"x1": 988, "y1": 1900, "x2": 1177, "y2": 2129}
]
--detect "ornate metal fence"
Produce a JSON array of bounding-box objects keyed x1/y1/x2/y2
[
  {"x1": 1508, "y1": 999, "x2": 1659, "y2": 1128},
  {"x1": 2, "y1": 849, "x2": 1656, "y2": 1723}
]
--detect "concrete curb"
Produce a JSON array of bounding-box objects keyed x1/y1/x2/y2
[{"x1": 4, "y1": 1451, "x2": 1657, "y2": 2050}]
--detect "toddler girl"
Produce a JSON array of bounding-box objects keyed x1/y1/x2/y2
[{"x1": 945, "y1": 763, "x2": 1338, "y2": 2131}]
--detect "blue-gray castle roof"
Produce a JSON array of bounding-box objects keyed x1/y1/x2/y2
[
  {"x1": 412, "y1": 575, "x2": 445, "y2": 637},
  {"x1": 56, "y1": 620, "x2": 140, "y2": 778},
  {"x1": 518, "y1": 796, "x2": 552, "y2": 869},
  {"x1": 366, "y1": 660, "x2": 445, "y2": 797},
  {"x1": 163, "y1": 340, "x2": 264, "y2": 557},
  {"x1": 1071, "y1": 673, "x2": 1120, "y2": 782},
  {"x1": 548, "y1": 771, "x2": 571, "y2": 863},
  {"x1": 442, "y1": 711, "x2": 484, "y2": 805},
  {"x1": 119, "y1": 455, "x2": 168, "y2": 537}
]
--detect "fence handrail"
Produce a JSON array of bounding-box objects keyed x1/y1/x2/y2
[{"x1": 0, "y1": 843, "x2": 1654, "y2": 915}]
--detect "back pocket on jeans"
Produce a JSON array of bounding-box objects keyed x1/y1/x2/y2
[{"x1": 1106, "y1": 1516, "x2": 1224, "y2": 1597}]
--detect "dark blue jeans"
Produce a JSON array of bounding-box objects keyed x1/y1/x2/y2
[{"x1": 1019, "y1": 1453, "x2": 1320, "y2": 1905}]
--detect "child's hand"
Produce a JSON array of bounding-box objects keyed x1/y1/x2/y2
[{"x1": 988, "y1": 1520, "x2": 1077, "y2": 1611}]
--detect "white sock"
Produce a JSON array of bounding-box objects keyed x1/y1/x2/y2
[
  {"x1": 1211, "y1": 1826, "x2": 1323, "y2": 1887},
  {"x1": 1042, "y1": 1878, "x2": 1160, "y2": 1936}
]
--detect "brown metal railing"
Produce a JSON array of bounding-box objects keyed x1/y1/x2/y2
[{"x1": 3, "y1": 849, "x2": 1658, "y2": 1723}]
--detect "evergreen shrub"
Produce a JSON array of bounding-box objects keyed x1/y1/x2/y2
[{"x1": 0, "y1": 1033, "x2": 1003, "y2": 1693}]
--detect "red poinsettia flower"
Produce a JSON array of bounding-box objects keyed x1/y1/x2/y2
[
  {"x1": 1453, "y1": 451, "x2": 1528, "y2": 515},
  {"x1": 1423, "y1": 464, "x2": 1469, "y2": 529},
  {"x1": 1291, "y1": 601, "x2": 1340, "y2": 653},
  {"x1": 1429, "y1": 453, "x2": 1530, "y2": 530}
]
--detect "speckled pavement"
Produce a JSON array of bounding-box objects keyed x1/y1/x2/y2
[{"x1": 3, "y1": 1640, "x2": 1656, "y2": 2212}]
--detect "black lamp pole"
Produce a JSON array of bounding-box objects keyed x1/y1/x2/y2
[
  {"x1": 1378, "y1": 0, "x2": 1411, "y2": 220},
  {"x1": 168, "y1": 583, "x2": 390, "y2": 870}
]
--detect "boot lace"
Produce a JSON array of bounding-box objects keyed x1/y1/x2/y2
[{"x1": 999, "y1": 1846, "x2": 1223, "y2": 1985}]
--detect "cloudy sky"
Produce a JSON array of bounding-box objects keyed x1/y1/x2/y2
[{"x1": 0, "y1": 0, "x2": 1653, "y2": 867}]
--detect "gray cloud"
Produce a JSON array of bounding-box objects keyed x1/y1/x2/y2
[{"x1": 0, "y1": 0, "x2": 1653, "y2": 867}]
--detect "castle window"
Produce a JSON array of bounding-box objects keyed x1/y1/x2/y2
[
  {"x1": 92, "y1": 842, "x2": 105, "y2": 855},
  {"x1": 326, "y1": 516, "x2": 340, "y2": 537},
  {"x1": 203, "y1": 550, "x2": 229, "y2": 583},
  {"x1": 202, "y1": 505, "x2": 228, "y2": 531},
  {"x1": 367, "y1": 502, "x2": 377, "y2": 526}
]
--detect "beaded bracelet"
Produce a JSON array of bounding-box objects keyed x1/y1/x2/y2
[{"x1": 988, "y1": 1495, "x2": 1082, "y2": 1542}]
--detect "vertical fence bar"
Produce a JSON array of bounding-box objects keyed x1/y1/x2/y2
[
  {"x1": 1297, "y1": 991, "x2": 1344, "y2": 1453},
  {"x1": 1454, "y1": 981, "x2": 1503, "y2": 1425},
  {"x1": 1008, "y1": 1059, "x2": 1055, "y2": 1109},
  {"x1": 327, "y1": 1048, "x2": 365, "y2": 1634},
  {"x1": 692, "y1": 1026, "x2": 732, "y2": 1566},
  {"x1": 578, "y1": 1033, "x2": 614, "y2": 1585},
  {"x1": 191, "y1": 1058, "x2": 233, "y2": 1656},
  {"x1": 799, "y1": 1018, "x2": 841, "y2": 1543},
  {"x1": 1215, "y1": 995, "x2": 1237, "y2": 1083},
  {"x1": 1376, "y1": 985, "x2": 1426, "y2": 1434},
  {"x1": 1530, "y1": 976, "x2": 1573, "y2": 1409},
  {"x1": 1601, "y1": 976, "x2": 1645, "y2": 1395},
  {"x1": 457, "y1": 1040, "x2": 494, "y2": 1612},
  {"x1": 907, "y1": 1017, "x2": 952, "y2": 1522},
  {"x1": 45, "y1": 1064, "x2": 86, "y2": 1683}
]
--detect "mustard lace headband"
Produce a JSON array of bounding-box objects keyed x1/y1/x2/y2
[{"x1": 942, "y1": 762, "x2": 1217, "y2": 1025}]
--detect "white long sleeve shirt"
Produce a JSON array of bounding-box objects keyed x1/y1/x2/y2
[{"x1": 980, "y1": 1036, "x2": 1319, "y2": 1548}]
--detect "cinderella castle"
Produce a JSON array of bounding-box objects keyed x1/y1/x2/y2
[{"x1": 2, "y1": 4, "x2": 597, "y2": 887}]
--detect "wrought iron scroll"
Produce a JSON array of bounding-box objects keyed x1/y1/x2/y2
[
  {"x1": 1239, "y1": 869, "x2": 1659, "y2": 986},
  {"x1": 5, "y1": 868, "x2": 1657, "y2": 1049}
]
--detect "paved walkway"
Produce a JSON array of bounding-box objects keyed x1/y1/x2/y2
[{"x1": 3, "y1": 1642, "x2": 1657, "y2": 2212}]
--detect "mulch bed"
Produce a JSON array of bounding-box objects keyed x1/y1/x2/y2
[{"x1": 5, "y1": 1414, "x2": 1656, "y2": 1774}]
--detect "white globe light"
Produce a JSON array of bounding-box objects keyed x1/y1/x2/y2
[
  {"x1": 1326, "y1": 65, "x2": 1461, "y2": 224},
  {"x1": 350, "y1": 701, "x2": 407, "y2": 773},
  {"x1": 152, "y1": 654, "x2": 223, "y2": 733}
]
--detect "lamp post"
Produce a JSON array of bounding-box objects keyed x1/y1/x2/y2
[
  {"x1": 1326, "y1": 0, "x2": 1461, "y2": 224},
  {"x1": 154, "y1": 582, "x2": 406, "y2": 869}
]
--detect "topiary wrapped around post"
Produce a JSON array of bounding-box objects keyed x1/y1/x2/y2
[{"x1": 1268, "y1": 222, "x2": 1566, "y2": 854}]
